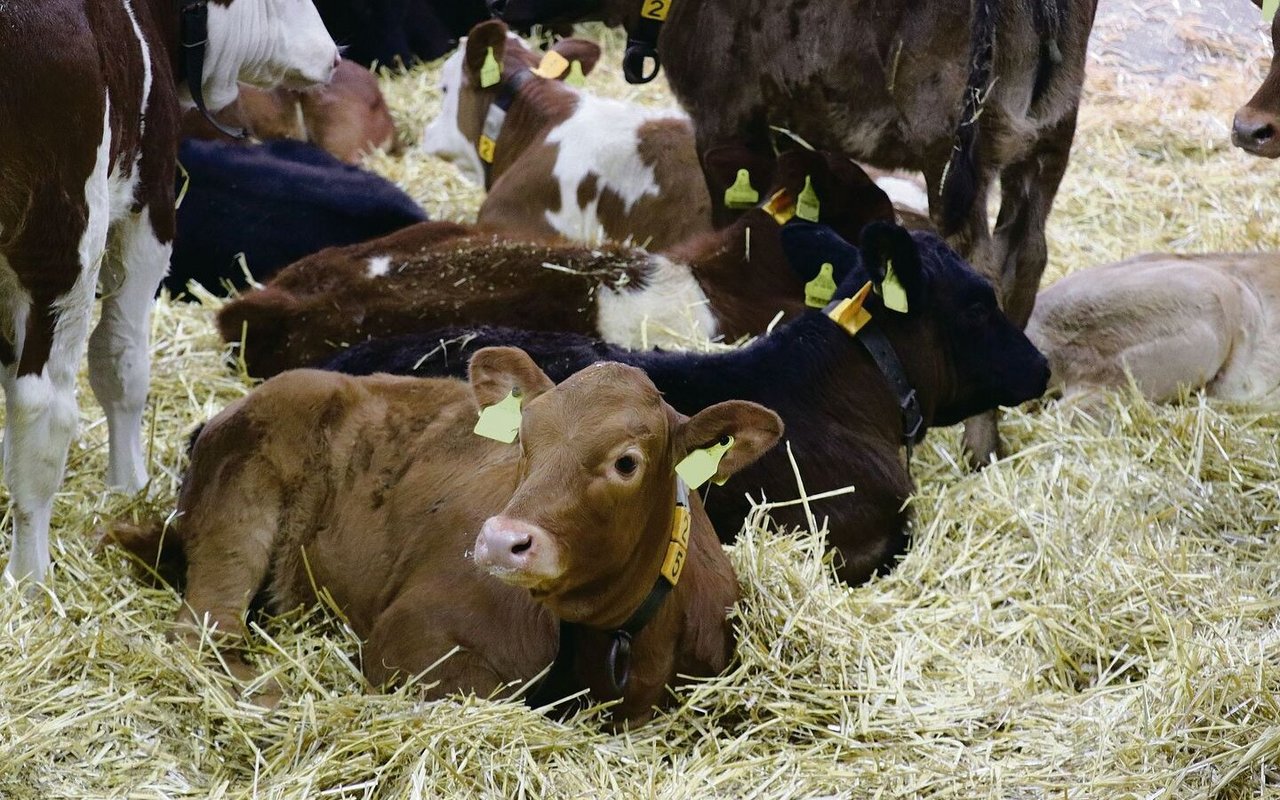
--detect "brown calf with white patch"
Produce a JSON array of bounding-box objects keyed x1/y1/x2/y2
[
  {"x1": 1028, "y1": 252, "x2": 1280, "y2": 404},
  {"x1": 111, "y1": 348, "x2": 782, "y2": 725},
  {"x1": 218, "y1": 148, "x2": 896, "y2": 377},
  {"x1": 422, "y1": 21, "x2": 712, "y2": 250},
  {"x1": 181, "y1": 59, "x2": 398, "y2": 164},
  {"x1": 0, "y1": 0, "x2": 338, "y2": 583}
]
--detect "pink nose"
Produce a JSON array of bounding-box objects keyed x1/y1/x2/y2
[{"x1": 474, "y1": 516, "x2": 546, "y2": 576}]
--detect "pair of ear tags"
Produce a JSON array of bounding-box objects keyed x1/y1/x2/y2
[
  {"x1": 804, "y1": 260, "x2": 909, "y2": 313},
  {"x1": 482, "y1": 48, "x2": 587, "y2": 89},
  {"x1": 723, "y1": 171, "x2": 821, "y2": 221},
  {"x1": 474, "y1": 391, "x2": 735, "y2": 492}
]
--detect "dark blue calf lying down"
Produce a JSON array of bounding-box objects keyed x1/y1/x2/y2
[
  {"x1": 167, "y1": 139, "x2": 427, "y2": 297},
  {"x1": 324, "y1": 222, "x2": 1050, "y2": 585}
]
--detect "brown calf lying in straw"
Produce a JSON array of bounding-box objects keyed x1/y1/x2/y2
[
  {"x1": 1028, "y1": 252, "x2": 1280, "y2": 404},
  {"x1": 218, "y1": 148, "x2": 895, "y2": 377},
  {"x1": 182, "y1": 60, "x2": 396, "y2": 164},
  {"x1": 111, "y1": 347, "x2": 782, "y2": 725}
]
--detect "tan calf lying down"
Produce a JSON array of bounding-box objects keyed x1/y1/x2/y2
[
  {"x1": 112, "y1": 348, "x2": 782, "y2": 725},
  {"x1": 1027, "y1": 253, "x2": 1280, "y2": 404}
]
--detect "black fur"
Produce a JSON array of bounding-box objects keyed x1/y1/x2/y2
[
  {"x1": 314, "y1": 0, "x2": 490, "y2": 67},
  {"x1": 939, "y1": 0, "x2": 998, "y2": 236},
  {"x1": 168, "y1": 139, "x2": 427, "y2": 298}
]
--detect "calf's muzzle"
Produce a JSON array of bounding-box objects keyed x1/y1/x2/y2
[{"x1": 474, "y1": 516, "x2": 559, "y2": 587}]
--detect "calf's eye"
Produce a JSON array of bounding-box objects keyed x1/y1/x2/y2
[{"x1": 615, "y1": 455, "x2": 638, "y2": 476}]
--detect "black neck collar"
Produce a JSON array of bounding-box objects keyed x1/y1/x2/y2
[
  {"x1": 525, "y1": 479, "x2": 691, "y2": 712},
  {"x1": 623, "y1": 0, "x2": 670, "y2": 84},
  {"x1": 478, "y1": 68, "x2": 537, "y2": 188},
  {"x1": 179, "y1": 0, "x2": 249, "y2": 139}
]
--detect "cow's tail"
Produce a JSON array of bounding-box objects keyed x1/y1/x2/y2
[
  {"x1": 100, "y1": 514, "x2": 187, "y2": 590},
  {"x1": 938, "y1": 0, "x2": 999, "y2": 237}
]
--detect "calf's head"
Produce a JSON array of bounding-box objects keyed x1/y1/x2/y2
[
  {"x1": 422, "y1": 20, "x2": 601, "y2": 185},
  {"x1": 468, "y1": 348, "x2": 782, "y2": 629},
  {"x1": 1234, "y1": 2, "x2": 1280, "y2": 157},
  {"x1": 200, "y1": 0, "x2": 340, "y2": 112},
  {"x1": 786, "y1": 222, "x2": 1050, "y2": 426}
]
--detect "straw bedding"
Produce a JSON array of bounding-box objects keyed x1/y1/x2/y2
[{"x1": 3, "y1": 16, "x2": 1280, "y2": 800}]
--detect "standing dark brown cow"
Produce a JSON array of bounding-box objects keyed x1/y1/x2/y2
[
  {"x1": 492, "y1": 0, "x2": 1096, "y2": 464},
  {"x1": 1233, "y1": 1, "x2": 1280, "y2": 156},
  {"x1": 0, "y1": 1, "x2": 339, "y2": 584}
]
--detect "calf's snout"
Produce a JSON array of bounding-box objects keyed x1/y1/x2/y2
[
  {"x1": 1232, "y1": 107, "x2": 1280, "y2": 157},
  {"x1": 473, "y1": 516, "x2": 560, "y2": 586}
]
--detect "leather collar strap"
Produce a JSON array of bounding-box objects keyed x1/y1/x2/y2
[
  {"x1": 478, "y1": 68, "x2": 537, "y2": 188},
  {"x1": 824, "y1": 294, "x2": 926, "y2": 461},
  {"x1": 623, "y1": 0, "x2": 671, "y2": 84},
  {"x1": 525, "y1": 479, "x2": 691, "y2": 710},
  {"x1": 179, "y1": 1, "x2": 249, "y2": 140}
]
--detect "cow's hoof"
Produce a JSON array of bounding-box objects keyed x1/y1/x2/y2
[{"x1": 961, "y1": 412, "x2": 1003, "y2": 470}]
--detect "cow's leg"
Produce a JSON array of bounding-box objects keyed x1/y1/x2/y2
[
  {"x1": 88, "y1": 209, "x2": 171, "y2": 492},
  {"x1": 960, "y1": 113, "x2": 1079, "y2": 466},
  {"x1": 1, "y1": 109, "x2": 113, "y2": 585}
]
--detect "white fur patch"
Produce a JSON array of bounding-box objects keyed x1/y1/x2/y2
[
  {"x1": 422, "y1": 49, "x2": 486, "y2": 184},
  {"x1": 873, "y1": 174, "x2": 930, "y2": 218},
  {"x1": 543, "y1": 97, "x2": 675, "y2": 242},
  {"x1": 366, "y1": 255, "x2": 392, "y2": 278},
  {"x1": 595, "y1": 255, "x2": 717, "y2": 349},
  {"x1": 120, "y1": 0, "x2": 153, "y2": 140}
]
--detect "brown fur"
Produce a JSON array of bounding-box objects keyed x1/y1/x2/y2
[
  {"x1": 1234, "y1": 1, "x2": 1280, "y2": 157},
  {"x1": 181, "y1": 59, "x2": 396, "y2": 163},
  {"x1": 217, "y1": 149, "x2": 897, "y2": 377},
  {"x1": 115, "y1": 349, "x2": 782, "y2": 725}
]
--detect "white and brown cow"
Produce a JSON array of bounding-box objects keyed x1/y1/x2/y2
[
  {"x1": 422, "y1": 21, "x2": 713, "y2": 250},
  {"x1": 1028, "y1": 253, "x2": 1280, "y2": 405},
  {"x1": 0, "y1": 1, "x2": 338, "y2": 584}
]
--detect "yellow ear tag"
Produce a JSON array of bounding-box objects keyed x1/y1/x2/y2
[
  {"x1": 763, "y1": 189, "x2": 796, "y2": 225},
  {"x1": 828, "y1": 281, "x2": 873, "y2": 336},
  {"x1": 723, "y1": 169, "x2": 759, "y2": 210},
  {"x1": 1266, "y1": 0, "x2": 1278, "y2": 23},
  {"x1": 675, "y1": 435, "x2": 736, "y2": 490},
  {"x1": 660, "y1": 505, "x2": 691, "y2": 584},
  {"x1": 474, "y1": 389, "x2": 522, "y2": 443},
  {"x1": 795, "y1": 175, "x2": 820, "y2": 222},
  {"x1": 480, "y1": 47, "x2": 502, "y2": 88},
  {"x1": 565, "y1": 59, "x2": 588, "y2": 87},
  {"x1": 477, "y1": 134, "x2": 496, "y2": 163},
  {"x1": 878, "y1": 259, "x2": 910, "y2": 313},
  {"x1": 804, "y1": 263, "x2": 838, "y2": 308},
  {"x1": 532, "y1": 50, "x2": 570, "y2": 79}
]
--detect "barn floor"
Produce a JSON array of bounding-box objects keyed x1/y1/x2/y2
[{"x1": 3, "y1": 7, "x2": 1280, "y2": 799}]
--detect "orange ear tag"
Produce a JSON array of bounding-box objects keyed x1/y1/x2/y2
[
  {"x1": 762, "y1": 189, "x2": 796, "y2": 225},
  {"x1": 531, "y1": 50, "x2": 571, "y2": 79},
  {"x1": 827, "y1": 281, "x2": 874, "y2": 336}
]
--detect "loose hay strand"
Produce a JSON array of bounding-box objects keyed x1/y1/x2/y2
[{"x1": 3, "y1": 15, "x2": 1280, "y2": 800}]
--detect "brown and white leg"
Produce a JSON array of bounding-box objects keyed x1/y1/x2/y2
[
  {"x1": 88, "y1": 208, "x2": 171, "y2": 492},
  {"x1": 2, "y1": 105, "x2": 113, "y2": 584}
]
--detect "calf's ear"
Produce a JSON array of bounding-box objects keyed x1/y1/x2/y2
[
  {"x1": 464, "y1": 21, "x2": 510, "y2": 87},
  {"x1": 550, "y1": 38, "x2": 602, "y2": 76},
  {"x1": 469, "y1": 347, "x2": 556, "y2": 409},
  {"x1": 677, "y1": 401, "x2": 784, "y2": 484},
  {"x1": 859, "y1": 222, "x2": 927, "y2": 313}
]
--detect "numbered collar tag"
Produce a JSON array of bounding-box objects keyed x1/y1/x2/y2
[
  {"x1": 474, "y1": 389, "x2": 523, "y2": 443},
  {"x1": 660, "y1": 482, "x2": 691, "y2": 585},
  {"x1": 532, "y1": 50, "x2": 570, "y2": 79},
  {"x1": 795, "y1": 175, "x2": 821, "y2": 222},
  {"x1": 479, "y1": 103, "x2": 506, "y2": 165},
  {"x1": 805, "y1": 262, "x2": 838, "y2": 308},
  {"x1": 640, "y1": 0, "x2": 672, "y2": 21},
  {"x1": 675, "y1": 435, "x2": 735, "y2": 490},
  {"x1": 724, "y1": 168, "x2": 759, "y2": 209},
  {"x1": 827, "y1": 281, "x2": 874, "y2": 336},
  {"x1": 763, "y1": 189, "x2": 796, "y2": 225}
]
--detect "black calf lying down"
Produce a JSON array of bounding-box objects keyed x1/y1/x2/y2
[
  {"x1": 325, "y1": 222, "x2": 1050, "y2": 585},
  {"x1": 167, "y1": 139, "x2": 427, "y2": 297}
]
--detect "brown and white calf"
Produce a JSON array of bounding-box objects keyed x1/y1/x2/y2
[
  {"x1": 422, "y1": 21, "x2": 711, "y2": 250},
  {"x1": 1234, "y1": 1, "x2": 1280, "y2": 157},
  {"x1": 181, "y1": 59, "x2": 397, "y2": 164},
  {"x1": 1028, "y1": 253, "x2": 1280, "y2": 404},
  {"x1": 0, "y1": 0, "x2": 338, "y2": 584},
  {"x1": 218, "y1": 147, "x2": 896, "y2": 377},
  {"x1": 111, "y1": 348, "x2": 782, "y2": 724}
]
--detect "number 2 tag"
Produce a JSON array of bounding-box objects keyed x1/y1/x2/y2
[{"x1": 641, "y1": 0, "x2": 671, "y2": 21}]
